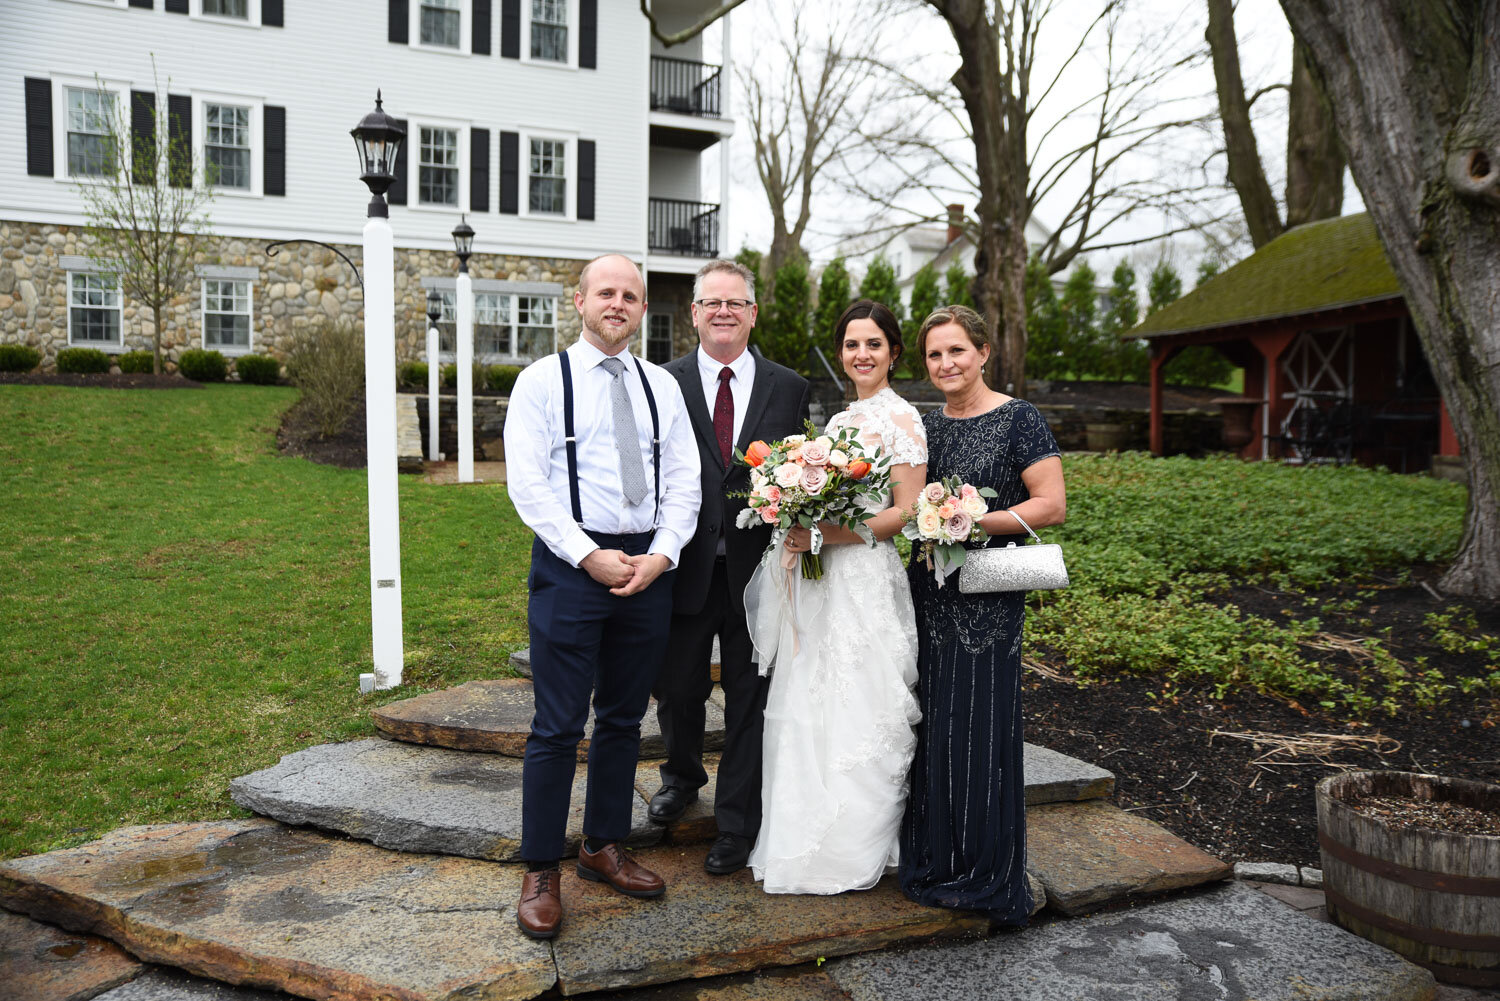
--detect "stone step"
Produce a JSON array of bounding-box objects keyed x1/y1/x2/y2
[
  {"x1": 1024, "y1": 799, "x2": 1233, "y2": 916},
  {"x1": 372, "y1": 678, "x2": 727, "y2": 761},
  {"x1": 511, "y1": 638, "x2": 721, "y2": 682},
  {"x1": 0, "y1": 821, "x2": 988, "y2": 1001},
  {"x1": 231, "y1": 740, "x2": 1113, "y2": 863},
  {"x1": 0, "y1": 909, "x2": 146, "y2": 1001},
  {"x1": 229, "y1": 738, "x2": 662, "y2": 862},
  {"x1": 93, "y1": 968, "x2": 292, "y2": 1000},
  {"x1": 823, "y1": 881, "x2": 1436, "y2": 1001}
]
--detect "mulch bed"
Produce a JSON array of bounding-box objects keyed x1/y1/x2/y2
[
  {"x1": 0, "y1": 371, "x2": 203, "y2": 389},
  {"x1": 1026, "y1": 564, "x2": 1500, "y2": 867},
  {"x1": 276, "y1": 395, "x2": 367, "y2": 469}
]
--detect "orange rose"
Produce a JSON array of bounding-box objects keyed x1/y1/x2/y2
[
  {"x1": 847, "y1": 460, "x2": 872, "y2": 479},
  {"x1": 744, "y1": 440, "x2": 771, "y2": 467}
]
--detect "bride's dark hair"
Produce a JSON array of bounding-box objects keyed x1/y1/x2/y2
[{"x1": 832, "y1": 299, "x2": 904, "y2": 364}]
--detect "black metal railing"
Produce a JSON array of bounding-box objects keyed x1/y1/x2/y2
[
  {"x1": 650, "y1": 56, "x2": 722, "y2": 117},
  {"x1": 648, "y1": 198, "x2": 720, "y2": 257}
]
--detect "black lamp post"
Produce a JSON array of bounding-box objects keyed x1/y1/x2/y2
[
  {"x1": 451, "y1": 215, "x2": 475, "y2": 273},
  {"x1": 350, "y1": 91, "x2": 406, "y2": 218},
  {"x1": 425, "y1": 288, "x2": 443, "y2": 327}
]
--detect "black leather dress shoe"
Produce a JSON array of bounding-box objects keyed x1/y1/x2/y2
[
  {"x1": 704, "y1": 833, "x2": 751, "y2": 875},
  {"x1": 647, "y1": 785, "x2": 698, "y2": 825}
]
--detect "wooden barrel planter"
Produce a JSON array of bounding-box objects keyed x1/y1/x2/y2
[
  {"x1": 1084, "y1": 422, "x2": 1132, "y2": 452},
  {"x1": 1317, "y1": 770, "x2": 1500, "y2": 987}
]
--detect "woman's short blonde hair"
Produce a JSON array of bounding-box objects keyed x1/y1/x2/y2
[{"x1": 915, "y1": 305, "x2": 988, "y2": 359}]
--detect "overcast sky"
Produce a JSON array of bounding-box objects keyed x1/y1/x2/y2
[{"x1": 711, "y1": 0, "x2": 1356, "y2": 274}]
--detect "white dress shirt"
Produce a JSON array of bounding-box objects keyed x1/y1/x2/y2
[
  {"x1": 696, "y1": 345, "x2": 756, "y2": 449},
  {"x1": 504, "y1": 339, "x2": 702, "y2": 569}
]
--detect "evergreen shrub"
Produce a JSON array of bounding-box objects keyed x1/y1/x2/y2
[{"x1": 55, "y1": 348, "x2": 111, "y2": 374}]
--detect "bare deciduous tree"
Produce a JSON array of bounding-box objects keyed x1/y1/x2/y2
[
  {"x1": 1278, "y1": 0, "x2": 1500, "y2": 599},
  {"x1": 76, "y1": 71, "x2": 215, "y2": 374}
]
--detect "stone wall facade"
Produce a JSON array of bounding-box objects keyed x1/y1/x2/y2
[{"x1": 0, "y1": 219, "x2": 587, "y2": 372}]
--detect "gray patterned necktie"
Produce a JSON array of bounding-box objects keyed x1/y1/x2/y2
[{"x1": 600, "y1": 356, "x2": 648, "y2": 506}]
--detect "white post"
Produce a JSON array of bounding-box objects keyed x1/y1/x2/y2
[
  {"x1": 456, "y1": 270, "x2": 474, "y2": 483},
  {"x1": 361, "y1": 213, "x2": 405, "y2": 690},
  {"x1": 426, "y1": 321, "x2": 440, "y2": 461}
]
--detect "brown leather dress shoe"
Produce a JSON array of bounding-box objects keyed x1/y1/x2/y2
[
  {"x1": 576, "y1": 843, "x2": 666, "y2": 899},
  {"x1": 517, "y1": 868, "x2": 562, "y2": 939}
]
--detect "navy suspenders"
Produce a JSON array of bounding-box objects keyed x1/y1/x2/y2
[{"x1": 557, "y1": 350, "x2": 661, "y2": 528}]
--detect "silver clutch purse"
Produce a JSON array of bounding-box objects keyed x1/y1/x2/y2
[{"x1": 957, "y1": 511, "x2": 1069, "y2": 594}]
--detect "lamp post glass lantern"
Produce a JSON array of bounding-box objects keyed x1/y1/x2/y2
[
  {"x1": 453, "y1": 216, "x2": 475, "y2": 482},
  {"x1": 354, "y1": 91, "x2": 406, "y2": 691},
  {"x1": 452, "y1": 215, "x2": 475, "y2": 273}
]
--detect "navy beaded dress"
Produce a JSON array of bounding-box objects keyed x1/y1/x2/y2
[{"x1": 899, "y1": 399, "x2": 1060, "y2": 923}]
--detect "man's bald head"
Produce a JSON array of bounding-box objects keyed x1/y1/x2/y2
[{"x1": 579, "y1": 254, "x2": 645, "y2": 296}]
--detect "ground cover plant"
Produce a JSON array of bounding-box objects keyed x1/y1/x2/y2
[{"x1": 1, "y1": 386, "x2": 1488, "y2": 868}]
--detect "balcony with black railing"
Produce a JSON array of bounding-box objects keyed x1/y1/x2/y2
[
  {"x1": 650, "y1": 56, "x2": 723, "y2": 118},
  {"x1": 649, "y1": 198, "x2": 720, "y2": 258}
]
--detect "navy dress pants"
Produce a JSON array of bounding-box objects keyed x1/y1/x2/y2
[{"x1": 521, "y1": 533, "x2": 675, "y2": 861}]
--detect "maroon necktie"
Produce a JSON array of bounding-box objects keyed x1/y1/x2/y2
[{"x1": 713, "y1": 367, "x2": 734, "y2": 466}]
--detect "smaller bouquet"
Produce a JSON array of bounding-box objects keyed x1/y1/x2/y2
[
  {"x1": 733, "y1": 421, "x2": 890, "y2": 579},
  {"x1": 901, "y1": 476, "x2": 998, "y2": 585}
]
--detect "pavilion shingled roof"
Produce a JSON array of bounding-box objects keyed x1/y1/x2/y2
[{"x1": 1130, "y1": 213, "x2": 1403, "y2": 340}]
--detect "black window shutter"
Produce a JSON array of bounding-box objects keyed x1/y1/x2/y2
[
  {"x1": 128, "y1": 0, "x2": 153, "y2": 8},
  {"x1": 167, "y1": 93, "x2": 192, "y2": 187},
  {"x1": 165, "y1": 0, "x2": 187, "y2": 13},
  {"x1": 264, "y1": 105, "x2": 286, "y2": 196},
  {"x1": 580, "y1": 0, "x2": 597, "y2": 69},
  {"x1": 389, "y1": 118, "x2": 408, "y2": 205},
  {"x1": 500, "y1": 0, "x2": 519, "y2": 58},
  {"x1": 131, "y1": 90, "x2": 156, "y2": 186},
  {"x1": 389, "y1": 0, "x2": 408, "y2": 43},
  {"x1": 473, "y1": 0, "x2": 491, "y2": 54},
  {"x1": 577, "y1": 139, "x2": 595, "y2": 220},
  {"x1": 24, "y1": 78, "x2": 53, "y2": 178},
  {"x1": 499, "y1": 130, "x2": 518, "y2": 214},
  {"x1": 470, "y1": 128, "x2": 490, "y2": 212},
  {"x1": 262, "y1": 0, "x2": 282, "y2": 26}
]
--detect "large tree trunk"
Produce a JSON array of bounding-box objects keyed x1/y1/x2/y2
[
  {"x1": 1284, "y1": 40, "x2": 1344, "y2": 227},
  {"x1": 1279, "y1": 0, "x2": 1500, "y2": 599},
  {"x1": 1206, "y1": 0, "x2": 1284, "y2": 248}
]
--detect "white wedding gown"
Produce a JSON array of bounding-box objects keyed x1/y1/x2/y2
[{"x1": 746, "y1": 387, "x2": 926, "y2": 894}]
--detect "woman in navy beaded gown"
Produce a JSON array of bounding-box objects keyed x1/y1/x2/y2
[{"x1": 899, "y1": 306, "x2": 1066, "y2": 924}]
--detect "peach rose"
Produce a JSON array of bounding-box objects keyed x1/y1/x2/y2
[
  {"x1": 763, "y1": 485, "x2": 782, "y2": 504},
  {"x1": 962, "y1": 495, "x2": 987, "y2": 518},
  {"x1": 917, "y1": 508, "x2": 943, "y2": 537},
  {"x1": 959, "y1": 484, "x2": 979, "y2": 500},
  {"x1": 937, "y1": 503, "x2": 956, "y2": 519},
  {"x1": 774, "y1": 462, "x2": 803, "y2": 489},
  {"x1": 801, "y1": 465, "x2": 829, "y2": 494},
  {"x1": 922, "y1": 482, "x2": 947, "y2": 505},
  {"x1": 760, "y1": 504, "x2": 780, "y2": 524},
  {"x1": 800, "y1": 438, "x2": 831, "y2": 465}
]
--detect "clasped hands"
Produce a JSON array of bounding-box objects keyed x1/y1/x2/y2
[{"x1": 581, "y1": 549, "x2": 671, "y2": 596}]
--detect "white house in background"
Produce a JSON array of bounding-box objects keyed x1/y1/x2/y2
[
  {"x1": 0, "y1": 0, "x2": 733, "y2": 371},
  {"x1": 835, "y1": 204, "x2": 1055, "y2": 311}
]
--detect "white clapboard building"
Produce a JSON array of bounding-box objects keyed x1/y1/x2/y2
[{"x1": 1, "y1": 0, "x2": 734, "y2": 370}]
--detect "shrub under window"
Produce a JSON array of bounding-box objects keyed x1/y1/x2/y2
[
  {"x1": 0, "y1": 345, "x2": 42, "y2": 372},
  {"x1": 234, "y1": 354, "x2": 280, "y2": 385},
  {"x1": 56, "y1": 347, "x2": 111, "y2": 374},
  {"x1": 118, "y1": 350, "x2": 154, "y2": 373},
  {"x1": 178, "y1": 348, "x2": 228, "y2": 382}
]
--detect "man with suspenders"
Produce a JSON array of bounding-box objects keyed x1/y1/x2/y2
[{"x1": 503, "y1": 254, "x2": 701, "y2": 940}]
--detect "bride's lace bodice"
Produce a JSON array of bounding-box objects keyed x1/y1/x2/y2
[{"x1": 826, "y1": 387, "x2": 927, "y2": 511}]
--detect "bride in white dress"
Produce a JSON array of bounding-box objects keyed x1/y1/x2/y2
[{"x1": 746, "y1": 300, "x2": 928, "y2": 894}]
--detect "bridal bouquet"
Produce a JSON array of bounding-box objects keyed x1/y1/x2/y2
[
  {"x1": 733, "y1": 421, "x2": 890, "y2": 579},
  {"x1": 902, "y1": 476, "x2": 998, "y2": 585}
]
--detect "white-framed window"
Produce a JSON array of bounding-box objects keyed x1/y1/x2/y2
[
  {"x1": 530, "y1": 0, "x2": 567, "y2": 61},
  {"x1": 646, "y1": 314, "x2": 672, "y2": 364},
  {"x1": 192, "y1": 0, "x2": 260, "y2": 21},
  {"x1": 528, "y1": 137, "x2": 566, "y2": 215},
  {"x1": 65, "y1": 86, "x2": 117, "y2": 179},
  {"x1": 418, "y1": 125, "x2": 460, "y2": 206},
  {"x1": 437, "y1": 291, "x2": 556, "y2": 361},
  {"x1": 204, "y1": 102, "x2": 251, "y2": 189},
  {"x1": 68, "y1": 271, "x2": 122, "y2": 348},
  {"x1": 202, "y1": 278, "x2": 253, "y2": 352},
  {"x1": 514, "y1": 294, "x2": 557, "y2": 359},
  {"x1": 409, "y1": 0, "x2": 470, "y2": 52}
]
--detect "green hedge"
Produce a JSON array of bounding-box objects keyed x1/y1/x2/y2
[
  {"x1": 397, "y1": 361, "x2": 429, "y2": 392},
  {"x1": 178, "y1": 349, "x2": 228, "y2": 382},
  {"x1": 0, "y1": 344, "x2": 42, "y2": 372},
  {"x1": 117, "y1": 350, "x2": 155, "y2": 374},
  {"x1": 234, "y1": 354, "x2": 281, "y2": 385},
  {"x1": 55, "y1": 347, "x2": 111, "y2": 374},
  {"x1": 487, "y1": 364, "x2": 522, "y2": 395}
]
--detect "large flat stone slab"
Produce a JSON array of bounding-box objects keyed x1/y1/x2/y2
[
  {"x1": 1026, "y1": 800, "x2": 1231, "y2": 916},
  {"x1": 584, "y1": 967, "x2": 853, "y2": 1000},
  {"x1": 95, "y1": 969, "x2": 290, "y2": 1000},
  {"x1": 0, "y1": 820, "x2": 557, "y2": 1001},
  {"x1": 550, "y1": 847, "x2": 986, "y2": 995},
  {"x1": 827, "y1": 881, "x2": 1436, "y2": 1001},
  {"x1": 1022, "y1": 743, "x2": 1114, "y2": 805},
  {"x1": 373, "y1": 679, "x2": 726, "y2": 761},
  {"x1": 633, "y1": 755, "x2": 722, "y2": 844},
  {"x1": 230, "y1": 739, "x2": 660, "y2": 862},
  {"x1": 0, "y1": 909, "x2": 146, "y2": 1001},
  {"x1": 512, "y1": 639, "x2": 721, "y2": 682}
]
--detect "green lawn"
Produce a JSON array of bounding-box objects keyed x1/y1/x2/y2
[{"x1": 0, "y1": 385, "x2": 1474, "y2": 859}]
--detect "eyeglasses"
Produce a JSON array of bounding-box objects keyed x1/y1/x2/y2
[{"x1": 694, "y1": 298, "x2": 752, "y2": 313}]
